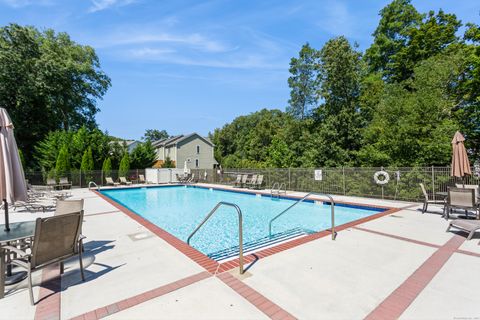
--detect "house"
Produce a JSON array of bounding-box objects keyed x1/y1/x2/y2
[{"x1": 151, "y1": 133, "x2": 217, "y2": 169}]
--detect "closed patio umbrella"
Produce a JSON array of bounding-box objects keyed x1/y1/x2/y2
[
  {"x1": 0, "y1": 108, "x2": 27, "y2": 231},
  {"x1": 451, "y1": 131, "x2": 471, "y2": 183},
  {"x1": 183, "y1": 160, "x2": 189, "y2": 174}
]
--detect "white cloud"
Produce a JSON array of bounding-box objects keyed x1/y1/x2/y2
[
  {"x1": 97, "y1": 31, "x2": 231, "y2": 53},
  {"x1": 88, "y1": 0, "x2": 136, "y2": 13},
  {"x1": 1, "y1": 0, "x2": 53, "y2": 8}
]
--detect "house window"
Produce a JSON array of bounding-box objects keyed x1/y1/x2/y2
[
  {"x1": 196, "y1": 145, "x2": 200, "y2": 154},
  {"x1": 195, "y1": 159, "x2": 199, "y2": 168}
]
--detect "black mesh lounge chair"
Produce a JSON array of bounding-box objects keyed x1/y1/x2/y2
[{"x1": 3, "y1": 212, "x2": 85, "y2": 305}]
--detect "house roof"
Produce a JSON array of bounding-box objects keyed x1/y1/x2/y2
[{"x1": 152, "y1": 133, "x2": 214, "y2": 148}]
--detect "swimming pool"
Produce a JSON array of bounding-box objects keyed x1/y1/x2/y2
[{"x1": 101, "y1": 186, "x2": 385, "y2": 260}]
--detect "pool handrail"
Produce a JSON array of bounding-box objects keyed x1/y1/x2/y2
[
  {"x1": 88, "y1": 181, "x2": 99, "y2": 190},
  {"x1": 268, "y1": 192, "x2": 336, "y2": 240},
  {"x1": 271, "y1": 182, "x2": 286, "y2": 198},
  {"x1": 187, "y1": 201, "x2": 244, "y2": 274}
]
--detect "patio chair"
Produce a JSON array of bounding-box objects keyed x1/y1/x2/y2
[
  {"x1": 55, "y1": 199, "x2": 86, "y2": 253},
  {"x1": 105, "y1": 177, "x2": 120, "y2": 187},
  {"x1": 3, "y1": 212, "x2": 85, "y2": 305},
  {"x1": 59, "y1": 177, "x2": 72, "y2": 189},
  {"x1": 447, "y1": 219, "x2": 480, "y2": 244},
  {"x1": 455, "y1": 184, "x2": 479, "y2": 201},
  {"x1": 444, "y1": 187, "x2": 478, "y2": 220},
  {"x1": 138, "y1": 174, "x2": 146, "y2": 184},
  {"x1": 185, "y1": 174, "x2": 195, "y2": 184},
  {"x1": 419, "y1": 183, "x2": 444, "y2": 214},
  {"x1": 234, "y1": 175, "x2": 242, "y2": 187},
  {"x1": 119, "y1": 177, "x2": 132, "y2": 185}
]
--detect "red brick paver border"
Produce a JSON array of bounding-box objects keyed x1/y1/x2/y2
[
  {"x1": 34, "y1": 264, "x2": 62, "y2": 320},
  {"x1": 70, "y1": 271, "x2": 212, "y2": 320},
  {"x1": 365, "y1": 235, "x2": 465, "y2": 320},
  {"x1": 217, "y1": 272, "x2": 296, "y2": 320}
]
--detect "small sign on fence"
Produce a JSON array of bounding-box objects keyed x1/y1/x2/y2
[{"x1": 314, "y1": 169, "x2": 323, "y2": 181}]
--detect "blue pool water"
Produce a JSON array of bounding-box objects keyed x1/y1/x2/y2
[{"x1": 101, "y1": 186, "x2": 383, "y2": 258}]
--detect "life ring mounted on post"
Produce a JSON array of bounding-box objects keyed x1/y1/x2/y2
[{"x1": 374, "y1": 171, "x2": 390, "y2": 185}]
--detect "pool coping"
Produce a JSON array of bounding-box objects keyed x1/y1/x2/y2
[{"x1": 93, "y1": 184, "x2": 401, "y2": 274}]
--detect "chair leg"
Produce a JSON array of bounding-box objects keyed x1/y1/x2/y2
[
  {"x1": 60, "y1": 262, "x2": 64, "y2": 274},
  {"x1": 446, "y1": 224, "x2": 451, "y2": 232},
  {"x1": 422, "y1": 202, "x2": 426, "y2": 213},
  {"x1": 424, "y1": 202, "x2": 428, "y2": 213},
  {"x1": 79, "y1": 241, "x2": 85, "y2": 281},
  {"x1": 467, "y1": 230, "x2": 475, "y2": 240},
  {"x1": 28, "y1": 268, "x2": 34, "y2": 306}
]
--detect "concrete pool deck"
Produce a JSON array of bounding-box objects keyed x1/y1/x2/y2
[{"x1": 1, "y1": 184, "x2": 479, "y2": 320}]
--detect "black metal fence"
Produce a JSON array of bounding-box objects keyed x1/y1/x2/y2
[
  {"x1": 24, "y1": 169, "x2": 146, "y2": 188},
  {"x1": 26, "y1": 167, "x2": 480, "y2": 202},
  {"x1": 191, "y1": 167, "x2": 480, "y2": 202}
]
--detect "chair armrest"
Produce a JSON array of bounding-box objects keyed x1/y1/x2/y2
[{"x1": 1, "y1": 245, "x2": 30, "y2": 258}]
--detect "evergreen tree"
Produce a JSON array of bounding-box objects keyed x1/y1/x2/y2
[
  {"x1": 55, "y1": 145, "x2": 70, "y2": 178},
  {"x1": 119, "y1": 153, "x2": 130, "y2": 177},
  {"x1": 102, "y1": 157, "x2": 112, "y2": 177},
  {"x1": 287, "y1": 43, "x2": 319, "y2": 119},
  {"x1": 161, "y1": 157, "x2": 175, "y2": 168}
]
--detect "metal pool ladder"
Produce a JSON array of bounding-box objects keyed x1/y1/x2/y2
[
  {"x1": 268, "y1": 192, "x2": 337, "y2": 240},
  {"x1": 271, "y1": 182, "x2": 286, "y2": 198},
  {"x1": 187, "y1": 202, "x2": 245, "y2": 274}
]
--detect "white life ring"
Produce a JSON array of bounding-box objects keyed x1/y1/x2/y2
[{"x1": 374, "y1": 171, "x2": 390, "y2": 185}]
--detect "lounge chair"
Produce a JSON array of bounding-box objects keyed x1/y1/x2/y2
[
  {"x1": 234, "y1": 175, "x2": 242, "y2": 187},
  {"x1": 447, "y1": 219, "x2": 480, "y2": 244},
  {"x1": 248, "y1": 175, "x2": 257, "y2": 188},
  {"x1": 185, "y1": 174, "x2": 195, "y2": 184},
  {"x1": 419, "y1": 183, "x2": 444, "y2": 214},
  {"x1": 105, "y1": 177, "x2": 120, "y2": 187},
  {"x1": 119, "y1": 177, "x2": 132, "y2": 185},
  {"x1": 138, "y1": 174, "x2": 146, "y2": 184},
  {"x1": 3, "y1": 211, "x2": 85, "y2": 305},
  {"x1": 240, "y1": 174, "x2": 248, "y2": 188},
  {"x1": 46, "y1": 178, "x2": 57, "y2": 190},
  {"x1": 254, "y1": 175, "x2": 264, "y2": 189},
  {"x1": 444, "y1": 187, "x2": 478, "y2": 219},
  {"x1": 59, "y1": 177, "x2": 72, "y2": 189}
]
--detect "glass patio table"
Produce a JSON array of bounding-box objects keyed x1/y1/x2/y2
[{"x1": 0, "y1": 221, "x2": 36, "y2": 299}]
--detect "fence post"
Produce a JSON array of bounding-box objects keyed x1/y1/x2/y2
[
  {"x1": 288, "y1": 167, "x2": 291, "y2": 191},
  {"x1": 342, "y1": 167, "x2": 346, "y2": 195},
  {"x1": 79, "y1": 169, "x2": 82, "y2": 188},
  {"x1": 431, "y1": 166, "x2": 435, "y2": 199}
]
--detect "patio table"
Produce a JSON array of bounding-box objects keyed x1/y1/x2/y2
[{"x1": 0, "y1": 221, "x2": 35, "y2": 299}]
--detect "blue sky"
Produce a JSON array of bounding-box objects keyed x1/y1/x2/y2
[{"x1": 0, "y1": 0, "x2": 478, "y2": 140}]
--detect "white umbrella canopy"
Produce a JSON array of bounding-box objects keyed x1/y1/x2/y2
[
  {"x1": 183, "y1": 160, "x2": 189, "y2": 174},
  {"x1": 0, "y1": 108, "x2": 27, "y2": 231}
]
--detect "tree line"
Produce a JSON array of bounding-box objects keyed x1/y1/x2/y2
[
  {"x1": 212, "y1": 0, "x2": 480, "y2": 169},
  {"x1": 0, "y1": 23, "x2": 162, "y2": 173}
]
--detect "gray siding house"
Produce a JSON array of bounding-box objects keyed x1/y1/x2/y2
[{"x1": 152, "y1": 133, "x2": 217, "y2": 169}]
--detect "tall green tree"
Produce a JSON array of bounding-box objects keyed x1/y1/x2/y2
[
  {"x1": 365, "y1": 1, "x2": 461, "y2": 83},
  {"x1": 80, "y1": 147, "x2": 94, "y2": 171},
  {"x1": 102, "y1": 157, "x2": 112, "y2": 178},
  {"x1": 55, "y1": 145, "x2": 70, "y2": 178},
  {"x1": 287, "y1": 43, "x2": 319, "y2": 119},
  {"x1": 119, "y1": 153, "x2": 130, "y2": 177},
  {"x1": 358, "y1": 53, "x2": 462, "y2": 166},
  {"x1": 0, "y1": 24, "x2": 111, "y2": 164},
  {"x1": 142, "y1": 129, "x2": 169, "y2": 141},
  {"x1": 130, "y1": 141, "x2": 156, "y2": 168},
  {"x1": 312, "y1": 36, "x2": 364, "y2": 166}
]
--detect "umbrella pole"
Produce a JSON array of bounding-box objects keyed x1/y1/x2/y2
[{"x1": 3, "y1": 199, "x2": 9, "y2": 232}]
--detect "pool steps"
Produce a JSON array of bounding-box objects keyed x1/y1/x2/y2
[{"x1": 208, "y1": 227, "x2": 312, "y2": 261}]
